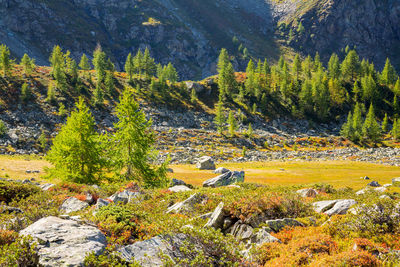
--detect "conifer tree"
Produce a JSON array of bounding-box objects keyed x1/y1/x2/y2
[
  {"x1": 362, "y1": 104, "x2": 381, "y2": 143},
  {"x1": 340, "y1": 111, "x2": 354, "y2": 140},
  {"x1": 92, "y1": 45, "x2": 107, "y2": 86},
  {"x1": 46, "y1": 82, "x2": 56, "y2": 104},
  {"x1": 105, "y1": 72, "x2": 114, "y2": 95},
  {"x1": 352, "y1": 102, "x2": 363, "y2": 141},
  {"x1": 0, "y1": 44, "x2": 12, "y2": 77},
  {"x1": 247, "y1": 123, "x2": 253, "y2": 138},
  {"x1": 190, "y1": 88, "x2": 197, "y2": 104},
  {"x1": 133, "y1": 49, "x2": 143, "y2": 75},
  {"x1": 394, "y1": 96, "x2": 400, "y2": 117},
  {"x1": 110, "y1": 88, "x2": 168, "y2": 187},
  {"x1": 70, "y1": 60, "x2": 79, "y2": 85},
  {"x1": 245, "y1": 60, "x2": 256, "y2": 96},
  {"x1": 341, "y1": 50, "x2": 361, "y2": 81},
  {"x1": 352, "y1": 81, "x2": 361, "y2": 102},
  {"x1": 93, "y1": 84, "x2": 103, "y2": 106},
  {"x1": 328, "y1": 53, "x2": 340, "y2": 79},
  {"x1": 125, "y1": 53, "x2": 134, "y2": 82},
  {"x1": 293, "y1": 54, "x2": 301, "y2": 80},
  {"x1": 380, "y1": 58, "x2": 397, "y2": 86},
  {"x1": 46, "y1": 97, "x2": 104, "y2": 184},
  {"x1": 297, "y1": 21, "x2": 305, "y2": 34},
  {"x1": 20, "y1": 54, "x2": 35, "y2": 75},
  {"x1": 228, "y1": 110, "x2": 237, "y2": 137},
  {"x1": 20, "y1": 82, "x2": 31, "y2": 102},
  {"x1": 299, "y1": 79, "x2": 313, "y2": 114},
  {"x1": 165, "y1": 63, "x2": 178, "y2": 83},
  {"x1": 214, "y1": 101, "x2": 225, "y2": 134},
  {"x1": 217, "y1": 49, "x2": 236, "y2": 100},
  {"x1": 382, "y1": 113, "x2": 389, "y2": 133},
  {"x1": 143, "y1": 47, "x2": 156, "y2": 77},
  {"x1": 392, "y1": 119, "x2": 400, "y2": 141},
  {"x1": 79, "y1": 54, "x2": 91, "y2": 79},
  {"x1": 394, "y1": 79, "x2": 400, "y2": 96},
  {"x1": 361, "y1": 74, "x2": 377, "y2": 103}
]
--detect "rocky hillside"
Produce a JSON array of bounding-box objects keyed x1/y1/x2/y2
[{"x1": 0, "y1": 0, "x2": 398, "y2": 80}]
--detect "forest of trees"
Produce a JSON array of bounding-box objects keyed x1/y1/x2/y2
[{"x1": 0, "y1": 43, "x2": 399, "y2": 146}]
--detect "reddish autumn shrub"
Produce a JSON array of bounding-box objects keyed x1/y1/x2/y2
[
  {"x1": 0, "y1": 230, "x2": 18, "y2": 245},
  {"x1": 311, "y1": 250, "x2": 381, "y2": 267}
]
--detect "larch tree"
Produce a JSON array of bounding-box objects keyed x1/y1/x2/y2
[
  {"x1": 125, "y1": 53, "x2": 134, "y2": 82},
  {"x1": 20, "y1": 54, "x2": 35, "y2": 75},
  {"x1": 0, "y1": 44, "x2": 13, "y2": 77},
  {"x1": 46, "y1": 97, "x2": 104, "y2": 184},
  {"x1": 380, "y1": 58, "x2": 397, "y2": 86},
  {"x1": 362, "y1": 104, "x2": 381, "y2": 143},
  {"x1": 110, "y1": 88, "x2": 169, "y2": 188}
]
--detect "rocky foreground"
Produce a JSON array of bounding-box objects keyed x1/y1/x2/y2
[{"x1": 2, "y1": 165, "x2": 400, "y2": 266}]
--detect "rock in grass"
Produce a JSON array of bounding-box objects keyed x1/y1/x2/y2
[
  {"x1": 313, "y1": 200, "x2": 340, "y2": 213},
  {"x1": 213, "y1": 167, "x2": 230, "y2": 174},
  {"x1": 171, "y1": 178, "x2": 186, "y2": 186},
  {"x1": 264, "y1": 218, "x2": 304, "y2": 233},
  {"x1": 296, "y1": 188, "x2": 318, "y2": 198},
  {"x1": 166, "y1": 193, "x2": 206, "y2": 214},
  {"x1": 108, "y1": 190, "x2": 140, "y2": 204},
  {"x1": 39, "y1": 183, "x2": 55, "y2": 191},
  {"x1": 168, "y1": 185, "x2": 192, "y2": 193},
  {"x1": 392, "y1": 177, "x2": 400, "y2": 186},
  {"x1": 203, "y1": 171, "x2": 245, "y2": 188},
  {"x1": 204, "y1": 202, "x2": 225, "y2": 229},
  {"x1": 196, "y1": 156, "x2": 216, "y2": 170},
  {"x1": 368, "y1": 181, "x2": 381, "y2": 187},
  {"x1": 20, "y1": 216, "x2": 107, "y2": 267},
  {"x1": 59, "y1": 197, "x2": 89, "y2": 214},
  {"x1": 324, "y1": 199, "x2": 357, "y2": 216}
]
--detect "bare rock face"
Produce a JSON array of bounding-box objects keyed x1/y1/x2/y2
[
  {"x1": 196, "y1": 156, "x2": 216, "y2": 170},
  {"x1": 20, "y1": 216, "x2": 107, "y2": 267},
  {"x1": 313, "y1": 199, "x2": 357, "y2": 216},
  {"x1": 59, "y1": 197, "x2": 89, "y2": 214}
]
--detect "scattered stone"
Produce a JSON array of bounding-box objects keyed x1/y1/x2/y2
[
  {"x1": 213, "y1": 167, "x2": 230, "y2": 174},
  {"x1": 203, "y1": 171, "x2": 245, "y2": 188},
  {"x1": 230, "y1": 221, "x2": 254, "y2": 241},
  {"x1": 383, "y1": 184, "x2": 392, "y2": 188},
  {"x1": 264, "y1": 218, "x2": 304, "y2": 233},
  {"x1": 392, "y1": 177, "x2": 400, "y2": 186},
  {"x1": 227, "y1": 184, "x2": 241, "y2": 188},
  {"x1": 196, "y1": 156, "x2": 216, "y2": 170},
  {"x1": 368, "y1": 181, "x2": 381, "y2": 187},
  {"x1": 93, "y1": 199, "x2": 111, "y2": 215},
  {"x1": 22, "y1": 179, "x2": 31, "y2": 184},
  {"x1": 84, "y1": 193, "x2": 95, "y2": 204},
  {"x1": 356, "y1": 188, "x2": 369, "y2": 195},
  {"x1": 118, "y1": 234, "x2": 189, "y2": 266},
  {"x1": 204, "y1": 202, "x2": 225, "y2": 229},
  {"x1": 39, "y1": 183, "x2": 55, "y2": 191},
  {"x1": 296, "y1": 188, "x2": 318, "y2": 198},
  {"x1": 168, "y1": 185, "x2": 192, "y2": 193},
  {"x1": 170, "y1": 178, "x2": 186, "y2": 186},
  {"x1": 109, "y1": 190, "x2": 140, "y2": 204},
  {"x1": 20, "y1": 216, "x2": 107, "y2": 267},
  {"x1": 313, "y1": 200, "x2": 340, "y2": 213},
  {"x1": 166, "y1": 168, "x2": 174, "y2": 173},
  {"x1": 166, "y1": 193, "x2": 206, "y2": 214},
  {"x1": 362, "y1": 176, "x2": 370, "y2": 180},
  {"x1": 59, "y1": 197, "x2": 89, "y2": 214},
  {"x1": 374, "y1": 187, "x2": 387, "y2": 193},
  {"x1": 0, "y1": 205, "x2": 23, "y2": 214},
  {"x1": 324, "y1": 199, "x2": 357, "y2": 216}
]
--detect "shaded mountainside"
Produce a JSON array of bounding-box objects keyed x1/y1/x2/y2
[{"x1": 0, "y1": 0, "x2": 399, "y2": 79}]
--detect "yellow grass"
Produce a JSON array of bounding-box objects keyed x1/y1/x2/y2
[
  {"x1": 169, "y1": 161, "x2": 400, "y2": 190},
  {"x1": 0, "y1": 155, "x2": 51, "y2": 182}
]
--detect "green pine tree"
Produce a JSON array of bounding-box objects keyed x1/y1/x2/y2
[
  {"x1": 380, "y1": 58, "x2": 397, "y2": 86},
  {"x1": 214, "y1": 101, "x2": 225, "y2": 134},
  {"x1": 46, "y1": 97, "x2": 104, "y2": 184},
  {"x1": 20, "y1": 54, "x2": 35, "y2": 75},
  {"x1": 0, "y1": 44, "x2": 13, "y2": 77},
  {"x1": 228, "y1": 110, "x2": 237, "y2": 137},
  {"x1": 382, "y1": 113, "x2": 389, "y2": 133},
  {"x1": 362, "y1": 104, "x2": 381, "y2": 143},
  {"x1": 125, "y1": 53, "x2": 134, "y2": 82},
  {"x1": 110, "y1": 88, "x2": 169, "y2": 187},
  {"x1": 20, "y1": 82, "x2": 31, "y2": 102},
  {"x1": 340, "y1": 111, "x2": 354, "y2": 140}
]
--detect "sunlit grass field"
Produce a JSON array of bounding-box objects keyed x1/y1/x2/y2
[
  {"x1": 1, "y1": 155, "x2": 400, "y2": 191},
  {"x1": 169, "y1": 161, "x2": 400, "y2": 190}
]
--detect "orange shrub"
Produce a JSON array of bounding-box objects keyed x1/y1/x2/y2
[
  {"x1": 311, "y1": 250, "x2": 381, "y2": 267},
  {"x1": 0, "y1": 230, "x2": 18, "y2": 245}
]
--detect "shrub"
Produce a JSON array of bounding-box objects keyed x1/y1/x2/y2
[
  {"x1": 0, "y1": 120, "x2": 6, "y2": 137},
  {"x1": 84, "y1": 247, "x2": 140, "y2": 267},
  {"x1": 0, "y1": 180, "x2": 40, "y2": 204},
  {"x1": 0, "y1": 230, "x2": 18, "y2": 245},
  {"x1": 311, "y1": 250, "x2": 381, "y2": 267},
  {"x1": 0, "y1": 237, "x2": 40, "y2": 266}
]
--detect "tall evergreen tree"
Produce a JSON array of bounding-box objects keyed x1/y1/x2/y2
[
  {"x1": 352, "y1": 102, "x2": 363, "y2": 141},
  {"x1": 293, "y1": 54, "x2": 302, "y2": 80},
  {"x1": 362, "y1": 104, "x2": 381, "y2": 143},
  {"x1": 110, "y1": 88, "x2": 168, "y2": 187},
  {"x1": 380, "y1": 58, "x2": 397, "y2": 86},
  {"x1": 341, "y1": 111, "x2": 354, "y2": 140},
  {"x1": 92, "y1": 45, "x2": 107, "y2": 86},
  {"x1": 20, "y1": 54, "x2": 35, "y2": 75},
  {"x1": 124, "y1": 53, "x2": 134, "y2": 82},
  {"x1": 46, "y1": 98, "x2": 104, "y2": 184},
  {"x1": 228, "y1": 110, "x2": 237, "y2": 137},
  {"x1": 328, "y1": 53, "x2": 340, "y2": 79},
  {"x1": 214, "y1": 101, "x2": 225, "y2": 134},
  {"x1": 79, "y1": 54, "x2": 91, "y2": 79},
  {"x1": 382, "y1": 113, "x2": 389, "y2": 133},
  {"x1": 341, "y1": 50, "x2": 361, "y2": 81},
  {"x1": 0, "y1": 44, "x2": 12, "y2": 77}
]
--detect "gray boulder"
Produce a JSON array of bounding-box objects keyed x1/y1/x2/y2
[
  {"x1": 185, "y1": 81, "x2": 205, "y2": 93},
  {"x1": 167, "y1": 193, "x2": 206, "y2": 214},
  {"x1": 94, "y1": 198, "x2": 111, "y2": 210},
  {"x1": 203, "y1": 171, "x2": 245, "y2": 188},
  {"x1": 296, "y1": 188, "x2": 318, "y2": 198},
  {"x1": 39, "y1": 183, "x2": 55, "y2": 191},
  {"x1": 118, "y1": 234, "x2": 188, "y2": 266},
  {"x1": 168, "y1": 185, "x2": 192, "y2": 193},
  {"x1": 324, "y1": 199, "x2": 357, "y2": 216},
  {"x1": 59, "y1": 197, "x2": 89, "y2": 214},
  {"x1": 171, "y1": 178, "x2": 186, "y2": 186},
  {"x1": 313, "y1": 200, "x2": 340, "y2": 213},
  {"x1": 109, "y1": 190, "x2": 140, "y2": 204},
  {"x1": 392, "y1": 177, "x2": 400, "y2": 186},
  {"x1": 196, "y1": 156, "x2": 216, "y2": 170},
  {"x1": 368, "y1": 181, "x2": 381, "y2": 187},
  {"x1": 213, "y1": 167, "x2": 230, "y2": 174},
  {"x1": 264, "y1": 218, "x2": 304, "y2": 233},
  {"x1": 20, "y1": 216, "x2": 107, "y2": 267},
  {"x1": 0, "y1": 205, "x2": 23, "y2": 214},
  {"x1": 204, "y1": 202, "x2": 225, "y2": 229}
]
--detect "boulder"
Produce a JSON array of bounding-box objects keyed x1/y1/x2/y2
[
  {"x1": 313, "y1": 200, "x2": 339, "y2": 213},
  {"x1": 0, "y1": 205, "x2": 23, "y2": 214},
  {"x1": 168, "y1": 185, "x2": 192, "y2": 193},
  {"x1": 374, "y1": 187, "x2": 387, "y2": 193},
  {"x1": 368, "y1": 181, "x2": 381, "y2": 187},
  {"x1": 185, "y1": 81, "x2": 205, "y2": 93},
  {"x1": 166, "y1": 193, "x2": 206, "y2": 214},
  {"x1": 39, "y1": 183, "x2": 55, "y2": 191},
  {"x1": 324, "y1": 199, "x2": 357, "y2": 216},
  {"x1": 196, "y1": 156, "x2": 216, "y2": 170},
  {"x1": 94, "y1": 198, "x2": 111, "y2": 210},
  {"x1": 296, "y1": 188, "x2": 318, "y2": 198},
  {"x1": 109, "y1": 190, "x2": 140, "y2": 204},
  {"x1": 213, "y1": 167, "x2": 230, "y2": 174},
  {"x1": 230, "y1": 221, "x2": 254, "y2": 241},
  {"x1": 204, "y1": 202, "x2": 225, "y2": 229},
  {"x1": 203, "y1": 171, "x2": 245, "y2": 188},
  {"x1": 264, "y1": 218, "x2": 304, "y2": 233},
  {"x1": 59, "y1": 197, "x2": 89, "y2": 214},
  {"x1": 118, "y1": 234, "x2": 188, "y2": 266},
  {"x1": 392, "y1": 177, "x2": 400, "y2": 186},
  {"x1": 171, "y1": 178, "x2": 186, "y2": 186},
  {"x1": 20, "y1": 216, "x2": 107, "y2": 267}
]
